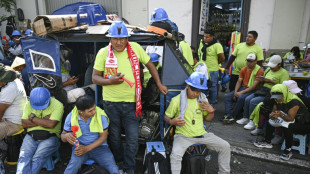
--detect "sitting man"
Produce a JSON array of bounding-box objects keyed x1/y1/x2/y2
[
  {"x1": 164, "y1": 72, "x2": 231, "y2": 174},
  {"x1": 17, "y1": 87, "x2": 64, "y2": 174},
  {"x1": 223, "y1": 53, "x2": 264, "y2": 123},
  {"x1": 0, "y1": 64, "x2": 26, "y2": 153},
  {"x1": 61, "y1": 95, "x2": 119, "y2": 174}
]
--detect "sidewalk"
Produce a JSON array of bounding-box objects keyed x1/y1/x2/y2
[{"x1": 209, "y1": 90, "x2": 310, "y2": 170}]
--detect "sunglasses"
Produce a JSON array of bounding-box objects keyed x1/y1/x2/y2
[{"x1": 189, "y1": 85, "x2": 203, "y2": 92}]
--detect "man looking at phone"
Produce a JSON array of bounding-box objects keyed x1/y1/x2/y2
[
  {"x1": 92, "y1": 22, "x2": 167, "y2": 174},
  {"x1": 222, "y1": 53, "x2": 264, "y2": 124}
]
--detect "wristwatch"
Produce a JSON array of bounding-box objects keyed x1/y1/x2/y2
[{"x1": 30, "y1": 114, "x2": 36, "y2": 122}]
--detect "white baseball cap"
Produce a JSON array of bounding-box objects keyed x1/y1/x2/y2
[
  {"x1": 303, "y1": 43, "x2": 310, "y2": 49},
  {"x1": 267, "y1": 55, "x2": 282, "y2": 68},
  {"x1": 246, "y1": 53, "x2": 256, "y2": 61},
  {"x1": 282, "y1": 80, "x2": 302, "y2": 94}
]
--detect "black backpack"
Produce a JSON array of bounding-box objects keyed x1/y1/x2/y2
[
  {"x1": 17, "y1": 8, "x2": 24, "y2": 21},
  {"x1": 6, "y1": 16, "x2": 16, "y2": 36},
  {"x1": 181, "y1": 145, "x2": 208, "y2": 174},
  {"x1": 143, "y1": 150, "x2": 170, "y2": 174}
]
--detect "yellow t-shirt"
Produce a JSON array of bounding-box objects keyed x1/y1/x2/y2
[
  {"x1": 22, "y1": 98, "x2": 64, "y2": 138},
  {"x1": 179, "y1": 41, "x2": 194, "y2": 66},
  {"x1": 263, "y1": 68, "x2": 289, "y2": 89},
  {"x1": 93, "y1": 42, "x2": 150, "y2": 102},
  {"x1": 198, "y1": 41, "x2": 224, "y2": 72},
  {"x1": 232, "y1": 42, "x2": 264, "y2": 75},
  {"x1": 283, "y1": 52, "x2": 304, "y2": 60},
  {"x1": 165, "y1": 94, "x2": 208, "y2": 137}
]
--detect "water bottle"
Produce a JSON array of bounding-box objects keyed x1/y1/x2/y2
[{"x1": 73, "y1": 140, "x2": 80, "y2": 149}]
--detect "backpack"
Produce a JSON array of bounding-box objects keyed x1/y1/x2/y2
[
  {"x1": 17, "y1": 8, "x2": 24, "y2": 21},
  {"x1": 143, "y1": 150, "x2": 170, "y2": 174},
  {"x1": 6, "y1": 16, "x2": 16, "y2": 36},
  {"x1": 181, "y1": 144, "x2": 208, "y2": 174}
]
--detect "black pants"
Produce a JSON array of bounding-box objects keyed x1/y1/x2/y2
[
  {"x1": 265, "y1": 122, "x2": 310, "y2": 149},
  {"x1": 229, "y1": 74, "x2": 239, "y2": 92}
]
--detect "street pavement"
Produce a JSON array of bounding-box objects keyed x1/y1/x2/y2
[{"x1": 4, "y1": 89, "x2": 310, "y2": 174}]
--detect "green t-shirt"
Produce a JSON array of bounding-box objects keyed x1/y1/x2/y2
[
  {"x1": 22, "y1": 98, "x2": 64, "y2": 137},
  {"x1": 93, "y1": 42, "x2": 150, "y2": 102},
  {"x1": 198, "y1": 41, "x2": 224, "y2": 72},
  {"x1": 263, "y1": 67, "x2": 289, "y2": 89},
  {"x1": 283, "y1": 52, "x2": 304, "y2": 60},
  {"x1": 179, "y1": 41, "x2": 194, "y2": 66},
  {"x1": 165, "y1": 94, "x2": 208, "y2": 137},
  {"x1": 232, "y1": 42, "x2": 264, "y2": 75}
]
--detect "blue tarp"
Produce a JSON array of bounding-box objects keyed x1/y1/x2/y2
[{"x1": 52, "y1": 2, "x2": 95, "y2": 15}]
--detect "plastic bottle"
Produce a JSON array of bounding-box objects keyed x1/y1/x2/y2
[{"x1": 73, "y1": 140, "x2": 80, "y2": 149}]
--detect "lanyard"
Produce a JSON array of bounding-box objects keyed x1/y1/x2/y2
[{"x1": 187, "y1": 100, "x2": 198, "y2": 125}]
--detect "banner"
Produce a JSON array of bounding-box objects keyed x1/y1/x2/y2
[{"x1": 21, "y1": 36, "x2": 62, "y2": 91}]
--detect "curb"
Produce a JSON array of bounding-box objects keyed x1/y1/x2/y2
[{"x1": 230, "y1": 145, "x2": 310, "y2": 169}]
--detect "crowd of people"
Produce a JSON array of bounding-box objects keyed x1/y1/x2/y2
[{"x1": 0, "y1": 7, "x2": 310, "y2": 174}]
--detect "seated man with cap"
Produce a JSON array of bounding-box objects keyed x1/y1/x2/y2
[
  {"x1": 254, "y1": 84, "x2": 310, "y2": 161},
  {"x1": 17, "y1": 87, "x2": 64, "y2": 174},
  {"x1": 223, "y1": 53, "x2": 264, "y2": 124},
  {"x1": 11, "y1": 56, "x2": 30, "y2": 95},
  {"x1": 0, "y1": 64, "x2": 26, "y2": 155},
  {"x1": 61, "y1": 95, "x2": 119, "y2": 174},
  {"x1": 164, "y1": 72, "x2": 230, "y2": 174}
]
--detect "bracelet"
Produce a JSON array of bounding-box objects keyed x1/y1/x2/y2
[{"x1": 209, "y1": 110, "x2": 215, "y2": 114}]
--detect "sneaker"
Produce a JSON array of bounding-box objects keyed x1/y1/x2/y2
[
  {"x1": 222, "y1": 115, "x2": 234, "y2": 124},
  {"x1": 254, "y1": 141, "x2": 273, "y2": 148},
  {"x1": 244, "y1": 120, "x2": 255, "y2": 130},
  {"x1": 236, "y1": 118, "x2": 249, "y2": 125},
  {"x1": 271, "y1": 135, "x2": 283, "y2": 145},
  {"x1": 251, "y1": 127, "x2": 264, "y2": 136},
  {"x1": 281, "y1": 148, "x2": 293, "y2": 160}
]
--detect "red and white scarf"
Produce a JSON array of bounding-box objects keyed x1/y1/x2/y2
[{"x1": 105, "y1": 43, "x2": 142, "y2": 118}]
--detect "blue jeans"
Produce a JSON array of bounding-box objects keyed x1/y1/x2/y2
[
  {"x1": 103, "y1": 101, "x2": 140, "y2": 172},
  {"x1": 16, "y1": 134, "x2": 60, "y2": 174},
  {"x1": 225, "y1": 87, "x2": 253, "y2": 117},
  {"x1": 64, "y1": 145, "x2": 119, "y2": 174},
  {"x1": 243, "y1": 93, "x2": 265, "y2": 118},
  {"x1": 209, "y1": 71, "x2": 219, "y2": 104}
]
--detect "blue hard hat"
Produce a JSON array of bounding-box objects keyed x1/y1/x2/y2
[
  {"x1": 8, "y1": 40, "x2": 15, "y2": 47},
  {"x1": 24, "y1": 29, "x2": 33, "y2": 36},
  {"x1": 221, "y1": 74, "x2": 231, "y2": 84},
  {"x1": 106, "y1": 21, "x2": 130, "y2": 38},
  {"x1": 150, "y1": 8, "x2": 169, "y2": 22},
  {"x1": 30, "y1": 87, "x2": 51, "y2": 110},
  {"x1": 11, "y1": 30, "x2": 22, "y2": 37},
  {"x1": 185, "y1": 72, "x2": 208, "y2": 90},
  {"x1": 150, "y1": 53, "x2": 159, "y2": 62}
]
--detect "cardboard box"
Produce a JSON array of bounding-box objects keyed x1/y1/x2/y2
[{"x1": 32, "y1": 15, "x2": 77, "y2": 36}]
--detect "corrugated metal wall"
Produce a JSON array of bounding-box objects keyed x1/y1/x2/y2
[{"x1": 45, "y1": 0, "x2": 121, "y2": 16}]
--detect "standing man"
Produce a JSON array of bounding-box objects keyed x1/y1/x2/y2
[
  {"x1": 92, "y1": 21, "x2": 167, "y2": 174},
  {"x1": 17, "y1": 87, "x2": 64, "y2": 174},
  {"x1": 0, "y1": 64, "x2": 26, "y2": 152},
  {"x1": 225, "y1": 30, "x2": 264, "y2": 92},
  {"x1": 198, "y1": 29, "x2": 225, "y2": 105}
]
